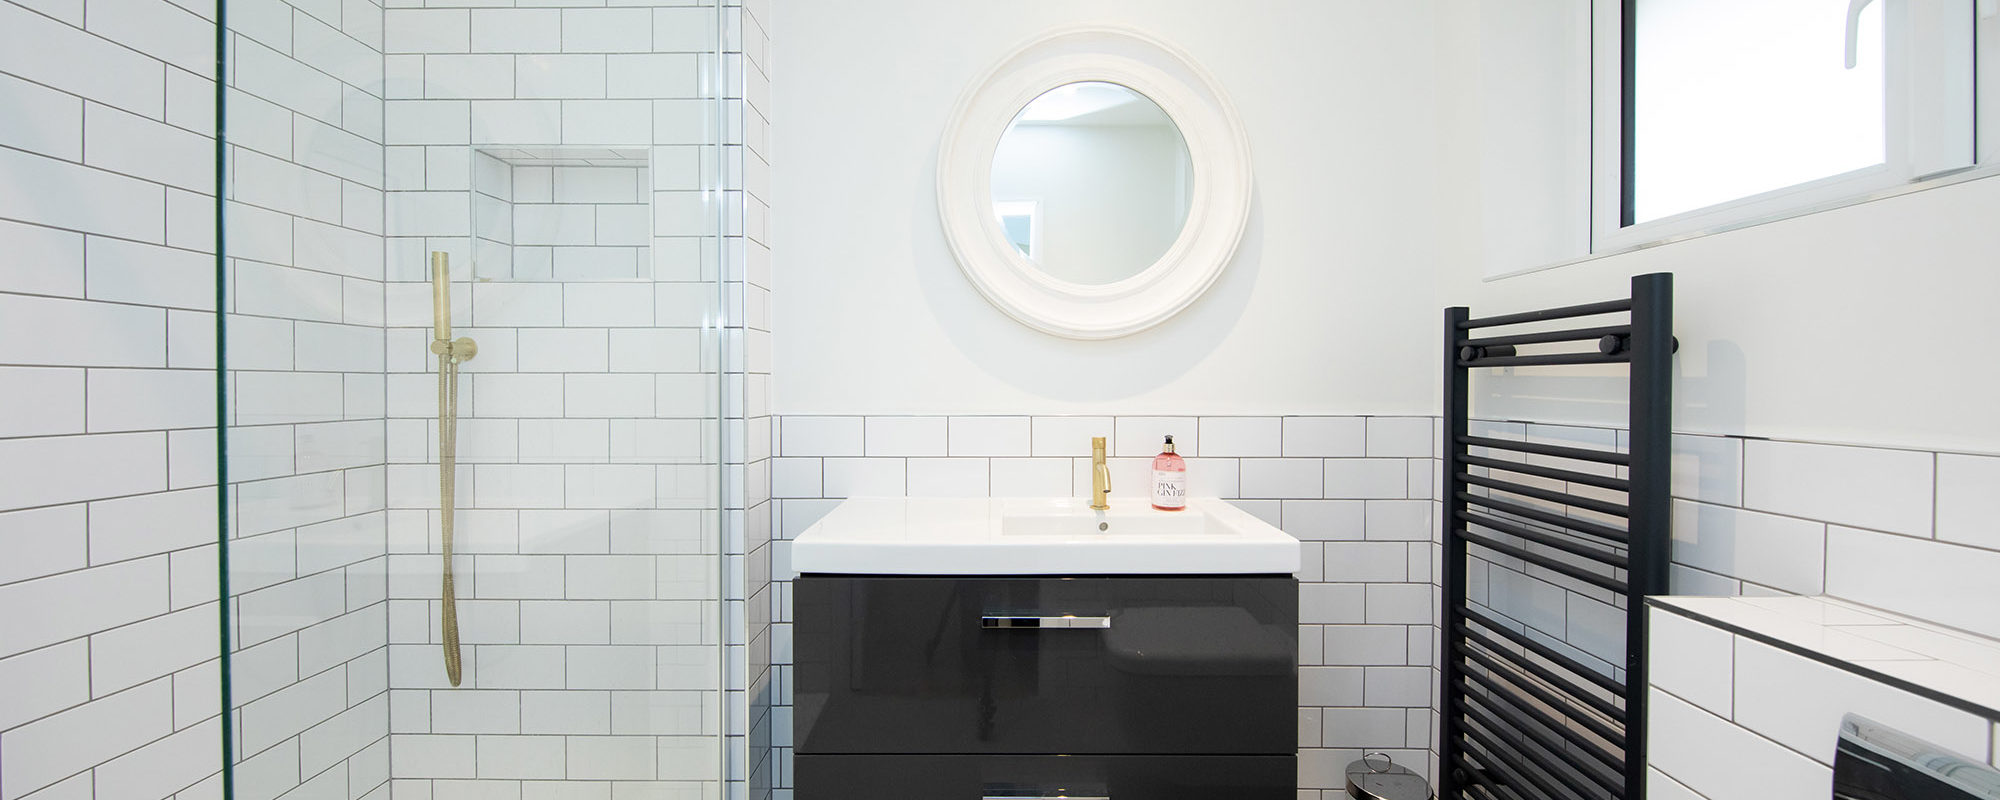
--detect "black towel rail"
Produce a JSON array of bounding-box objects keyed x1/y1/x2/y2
[
  {"x1": 1458, "y1": 454, "x2": 1631, "y2": 492},
  {"x1": 1439, "y1": 273, "x2": 1673, "y2": 800},
  {"x1": 1458, "y1": 434, "x2": 1630, "y2": 466}
]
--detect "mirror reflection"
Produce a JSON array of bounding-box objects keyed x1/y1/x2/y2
[{"x1": 991, "y1": 82, "x2": 1194, "y2": 285}]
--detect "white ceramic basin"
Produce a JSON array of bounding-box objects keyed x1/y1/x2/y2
[
  {"x1": 789, "y1": 497, "x2": 1300, "y2": 576},
  {"x1": 1001, "y1": 498, "x2": 1218, "y2": 537}
]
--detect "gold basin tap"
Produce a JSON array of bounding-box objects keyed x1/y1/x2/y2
[{"x1": 1090, "y1": 436, "x2": 1112, "y2": 510}]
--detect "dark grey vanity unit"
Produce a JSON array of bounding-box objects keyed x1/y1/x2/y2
[{"x1": 793, "y1": 574, "x2": 1299, "y2": 799}]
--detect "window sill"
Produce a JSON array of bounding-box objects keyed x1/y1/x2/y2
[{"x1": 1485, "y1": 163, "x2": 2000, "y2": 283}]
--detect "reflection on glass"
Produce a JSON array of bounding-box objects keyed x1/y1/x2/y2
[
  {"x1": 1633, "y1": 0, "x2": 1885, "y2": 222},
  {"x1": 991, "y1": 82, "x2": 1193, "y2": 285}
]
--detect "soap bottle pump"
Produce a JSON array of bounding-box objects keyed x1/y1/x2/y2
[{"x1": 1151, "y1": 435, "x2": 1187, "y2": 511}]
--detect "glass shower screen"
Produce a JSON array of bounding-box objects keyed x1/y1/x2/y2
[{"x1": 218, "y1": 2, "x2": 729, "y2": 797}]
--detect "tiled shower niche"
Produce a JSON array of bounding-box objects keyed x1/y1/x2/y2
[{"x1": 472, "y1": 147, "x2": 655, "y2": 283}]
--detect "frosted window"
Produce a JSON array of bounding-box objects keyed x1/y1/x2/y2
[{"x1": 1632, "y1": 0, "x2": 1886, "y2": 223}]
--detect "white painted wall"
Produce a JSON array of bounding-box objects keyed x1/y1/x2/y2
[
  {"x1": 1462, "y1": 0, "x2": 1591, "y2": 277},
  {"x1": 1436, "y1": 2, "x2": 2000, "y2": 455},
  {"x1": 770, "y1": 0, "x2": 1449, "y2": 416},
  {"x1": 776, "y1": 0, "x2": 2000, "y2": 447},
  {"x1": 1449, "y1": 178, "x2": 2000, "y2": 454}
]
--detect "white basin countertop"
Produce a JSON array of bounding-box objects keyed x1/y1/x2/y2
[{"x1": 789, "y1": 497, "x2": 1302, "y2": 576}]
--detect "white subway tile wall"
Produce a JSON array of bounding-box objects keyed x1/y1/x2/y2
[
  {"x1": 1636, "y1": 434, "x2": 2000, "y2": 639},
  {"x1": 1, "y1": 1, "x2": 756, "y2": 799},
  {"x1": 221, "y1": 2, "x2": 395, "y2": 797},
  {"x1": 379, "y1": 2, "x2": 759, "y2": 800},
  {"x1": 768, "y1": 414, "x2": 1442, "y2": 796},
  {"x1": 226, "y1": 0, "x2": 394, "y2": 780},
  {"x1": 1465, "y1": 422, "x2": 2000, "y2": 800},
  {"x1": 1645, "y1": 606, "x2": 2000, "y2": 800},
  {"x1": 736, "y1": 8, "x2": 777, "y2": 799},
  {"x1": 0, "y1": 0, "x2": 376, "y2": 792},
  {"x1": 758, "y1": 413, "x2": 2000, "y2": 797}
]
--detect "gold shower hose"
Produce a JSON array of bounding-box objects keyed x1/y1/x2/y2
[
  {"x1": 438, "y1": 339, "x2": 463, "y2": 686},
  {"x1": 431, "y1": 252, "x2": 476, "y2": 687}
]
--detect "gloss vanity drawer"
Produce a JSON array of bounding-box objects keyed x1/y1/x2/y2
[
  {"x1": 793, "y1": 575, "x2": 1298, "y2": 756},
  {"x1": 794, "y1": 754, "x2": 1297, "y2": 800}
]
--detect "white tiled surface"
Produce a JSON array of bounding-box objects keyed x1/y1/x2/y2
[
  {"x1": 1647, "y1": 608, "x2": 1735, "y2": 717},
  {"x1": 765, "y1": 415, "x2": 2000, "y2": 796},
  {"x1": 473, "y1": 153, "x2": 656, "y2": 283},
  {"x1": 2, "y1": 3, "x2": 746, "y2": 800},
  {"x1": 771, "y1": 414, "x2": 1440, "y2": 794},
  {"x1": 1647, "y1": 598, "x2": 2000, "y2": 800},
  {"x1": 1647, "y1": 688, "x2": 1830, "y2": 800},
  {"x1": 378, "y1": 2, "x2": 760, "y2": 797},
  {"x1": 1936, "y1": 453, "x2": 2000, "y2": 550},
  {"x1": 1824, "y1": 526, "x2": 2000, "y2": 642},
  {"x1": 1454, "y1": 421, "x2": 2000, "y2": 798},
  {"x1": 4, "y1": 0, "x2": 268, "y2": 795},
  {"x1": 1655, "y1": 595, "x2": 2000, "y2": 718},
  {"x1": 1741, "y1": 439, "x2": 1934, "y2": 537},
  {"x1": 388, "y1": 0, "x2": 756, "y2": 796},
  {"x1": 225, "y1": 19, "x2": 392, "y2": 799},
  {"x1": 1669, "y1": 500, "x2": 1825, "y2": 595},
  {"x1": 1478, "y1": 422, "x2": 2000, "y2": 659}
]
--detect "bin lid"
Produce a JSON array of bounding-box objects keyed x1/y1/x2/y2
[{"x1": 1346, "y1": 755, "x2": 1431, "y2": 800}]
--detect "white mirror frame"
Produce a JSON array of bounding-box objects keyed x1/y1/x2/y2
[{"x1": 938, "y1": 26, "x2": 1253, "y2": 340}]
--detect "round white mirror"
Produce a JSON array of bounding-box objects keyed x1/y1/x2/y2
[
  {"x1": 991, "y1": 82, "x2": 1194, "y2": 286},
  {"x1": 939, "y1": 27, "x2": 1252, "y2": 340}
]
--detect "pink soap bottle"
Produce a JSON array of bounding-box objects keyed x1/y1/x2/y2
[{"x1": 1151, "y1": 435, "x2": 1187, "y2": 511}]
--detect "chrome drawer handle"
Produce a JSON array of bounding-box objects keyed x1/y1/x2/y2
[{"x1": 980, "y1": 615, "x2": 1112, "y2": 630}]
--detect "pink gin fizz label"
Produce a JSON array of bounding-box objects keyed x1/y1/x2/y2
[{"x1": 1152, "y1": 452, "x2": 1187, "y2": 510}]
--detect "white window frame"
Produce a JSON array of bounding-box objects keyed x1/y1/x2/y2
[
  {"x1": 1588, "y1": 0, "x2": 1985, "y2": 254},
  {"x1": 994, "y1": 199, "x2": 1043, "y2": 261},
  {"x1": 1980, "y1": 0, "x2": 2000, "y2": 163}
]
